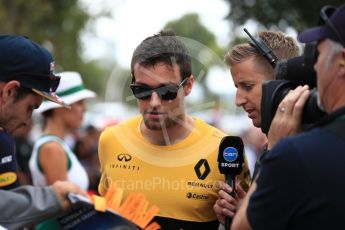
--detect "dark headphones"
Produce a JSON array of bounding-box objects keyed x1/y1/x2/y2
[{"x1": 243, "y1": 28, "x2": 279, "y2": 68}]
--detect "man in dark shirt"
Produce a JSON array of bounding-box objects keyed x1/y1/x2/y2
[{"x1": 0, "y1": 35, "x2": 68, "y2": 189}]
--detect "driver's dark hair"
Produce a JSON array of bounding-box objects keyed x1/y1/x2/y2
[{"x1": 130, "y1": 30, "x2": 192, "y2": 82}]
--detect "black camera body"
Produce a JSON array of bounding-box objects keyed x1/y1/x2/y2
[
  {"x1": 261, "y1": 80, "x2": 326, "y2": 134},
  {"x1": 260, "y1": 43, "x2": 327, "y2": 134},
  {"x1": 243, "y1": 28, "x2": 326, "y2": 134}
]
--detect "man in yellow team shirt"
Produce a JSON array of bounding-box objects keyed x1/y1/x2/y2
[{"x1": 98, "y1": 30, "x2": 251, "y2": 229}]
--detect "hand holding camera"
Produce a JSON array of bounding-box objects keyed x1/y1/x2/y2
[{"x1": 267, "y1": 85, "x2": 310, "y2": 149}]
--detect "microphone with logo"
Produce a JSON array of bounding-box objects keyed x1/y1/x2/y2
[{"x1": 217, "y1": 136, "x2": 244, "y2": 229}]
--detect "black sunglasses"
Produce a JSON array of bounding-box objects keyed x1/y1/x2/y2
[
  {"x1": 130, "y1": 77, "x2": 188, "y2": 100},
  {"x1": 48, "y1": 75, "x2": 61, "y2": 92},
  {"x1": 320, "y1": 5, "x2": 345, "y2": 47}
]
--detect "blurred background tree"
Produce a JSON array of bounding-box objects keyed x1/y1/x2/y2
[
  {"x1": 2, "y1": 0, "x2": 340, "y2": 113},
  {"x1": 224, "y1": 0, "x2": 344, "y2": 31},
  {"x1": 2, "y1": 0, "x2": 339, "y2": 133},
  {"x1": 0, "y1": 0, "x2": 110, "y2": 95},
  {"x1": 164, "y1": 13, "x2": 227, "y2": 105}
]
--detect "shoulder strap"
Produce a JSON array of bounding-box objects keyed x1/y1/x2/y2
[{"x1": 36, "y1": 135, "x2": 72, "y2": 172}]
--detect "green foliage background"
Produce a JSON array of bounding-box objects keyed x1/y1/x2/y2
[
  {"x1": 224, "y1": 0, "x2": 344, "y2": 31},
  {"x1": 1, "y1": 0, "x2": 342, "y2": 104},
  {"x1": 0, "y1": 0, "x2": 108, "y2": 95}
]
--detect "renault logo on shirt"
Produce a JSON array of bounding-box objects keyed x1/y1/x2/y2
[
  {"x1": 117, "y1": 154, "x2": 132, "y2": 162},
  {"x1": 194, "y1": 159, "x2": 210, "y2": 180}
]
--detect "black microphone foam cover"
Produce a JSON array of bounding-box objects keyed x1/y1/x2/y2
[
  {"x1": 218, "y1": 136, "x2": 244, "y2": 176},
  {"x1": 275, "y1": 56, "x2": 317, "y2": 88}
]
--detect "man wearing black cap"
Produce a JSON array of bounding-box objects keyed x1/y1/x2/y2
[
  {"x1": 0, "y1": 35, "x2": 86, "y2": 229},
  {"x1": 230, "y1": 3, "x2": 345, "y2": 230},
  {"x1": 0, "y1": 35, "x2": 67, "y2": 190}
]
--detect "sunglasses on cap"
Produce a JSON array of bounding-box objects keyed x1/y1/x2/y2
[
  {"x1": 46, "y1": 75, "x2": 60, "y2": 92},
  {"x1": 320, "y1": 5, "x2": 345, "y2": 47},
  {"x1": 130, "y1": 77, "x2": 188, "y2": 100}
]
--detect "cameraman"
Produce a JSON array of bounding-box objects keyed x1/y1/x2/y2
[{"x1": 231, "y1": 3, "x2": 345, "y2": 230}]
